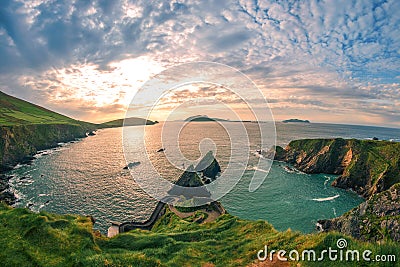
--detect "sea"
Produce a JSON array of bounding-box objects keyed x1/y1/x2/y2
[{"x1": 7, "y1": 122, "x2": 400, "y2": 234}]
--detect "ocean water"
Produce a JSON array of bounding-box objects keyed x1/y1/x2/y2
[{"x1": 7, "y1": 122, "x2": 400, "y2": 233}]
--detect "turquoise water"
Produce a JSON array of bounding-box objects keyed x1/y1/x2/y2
[
  {"x1": 7, "y1": 122, "x2": 399, "y2": 233},
  {"x1": 222, "y1": 163, "x2": 362, "y2": 233}
]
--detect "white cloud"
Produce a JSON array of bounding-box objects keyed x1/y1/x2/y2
[{"x1": 0, "y1": 0, "x2": 399, "y2": 126}]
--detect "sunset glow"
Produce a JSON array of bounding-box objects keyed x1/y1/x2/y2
[{"x1": 0, "y1": 0, "x2": 398, "y2": 127}]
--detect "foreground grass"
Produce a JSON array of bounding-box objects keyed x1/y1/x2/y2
[{"x1": 0, "y1": 203, "x2": 398, "y2": 266}]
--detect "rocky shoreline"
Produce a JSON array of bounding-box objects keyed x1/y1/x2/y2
[
  {"x1": 0, "y1": 124, "x2": 96, "y2": 206},
  {"x1": 0, "y1": 174, "x2": 16, "y2": 205},
  {"x1": 274, "y1": 138, "x2": 400, "y2": 242}
]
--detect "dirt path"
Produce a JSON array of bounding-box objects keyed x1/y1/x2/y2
[{"x1": 169, "y1": 205, "x2": 222, "y2": 223}]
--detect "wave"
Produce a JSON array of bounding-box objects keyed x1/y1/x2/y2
[
  {"x1": 252, "y1": 167, "x2": 270, "y2": 173},
  {"x1": 312, "y1": 194, "x2": 340, "y2": 202},
  {"x1": 324, "y1": 176, "x2": 331, "y2": 189}
]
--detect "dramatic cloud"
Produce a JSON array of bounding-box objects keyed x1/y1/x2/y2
[{"x1": 0, "y1": 0, "x2": 398, "y2": 126}]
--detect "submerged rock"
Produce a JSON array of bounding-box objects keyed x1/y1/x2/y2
[
  {"x1": 123, "y1": 161, "x2": 141, "y2": 170},
  {"x1": 87, "y1": 131, "x2": 96, "y2": 136}
]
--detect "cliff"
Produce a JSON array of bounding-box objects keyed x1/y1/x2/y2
[
  {"x1": 275, "y1": 138, "x2": 400, "y2": 198},
  {"x1": 318, "y1": 183, "x2": 400, "y2": 242},
  {"x1": 0, "y1": 124, "x2": 94, "y2": 171},
  {"x1": 275, "y1": 138, "x2": 400, "y2": 242},
  {"x1": 0, "y1": 91, "x2": 97, "y2": 171},
  {"x1": 0, "y1": 91, "x2": 97, "y2": 204}
]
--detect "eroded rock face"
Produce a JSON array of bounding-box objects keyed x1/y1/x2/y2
[
  {"x1": 275, "y1": 138, "x2": 400, "y2": 242},
  {"x1": 0, "y1": 124, "x2": 92, "y2": 171},
  {"x1": 318, "y1": 183, "x2": 400, "y2": 242},
  {"x1": 274, "y1": 138, "x2": 400, "y2": 198},
  {"x1": 277, "y1": 138, "x2": 350, "y2": 174}
]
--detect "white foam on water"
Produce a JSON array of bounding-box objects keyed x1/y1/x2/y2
[
  {"x1": 312, "y1": 194, "x2": 340, "y2": 202},
  {"x1": 324, "y1": 176, "x2": 331, "y2": 189},
  {"x1": 253, "y1": 167, "x2": 270, "y2": 173}
]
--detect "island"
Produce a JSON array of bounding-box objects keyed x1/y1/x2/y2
[
  {"x1": 282, "y1": 118, "x2": 310, "y2": 123},
  {"x1": 184, "y1": 115, "x2": 228, "y2": 122},
  {"x1": 99, "y1": 117, "x2": 158, "y2": 128}
]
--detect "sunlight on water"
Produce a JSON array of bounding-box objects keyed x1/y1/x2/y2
[{"x1": 8, "y1": 122, "x2": 400, "y2": 233}]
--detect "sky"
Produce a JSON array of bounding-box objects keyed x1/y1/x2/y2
[{"x1": 0, "y1": 0, "x2": 399, "y2": 127}]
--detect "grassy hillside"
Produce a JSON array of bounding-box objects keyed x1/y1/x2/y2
[
  {"x1": 0, "y1": 91, "x2": 90, "y2": 126},
  {"x1": 0, "y1": 203, "x2": 398, "y2": 266},
  {"x1": 0, "y1": 91, "x2": 96, "y2": 171}
]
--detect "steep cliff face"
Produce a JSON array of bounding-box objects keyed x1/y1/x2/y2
[
  {"x1": 275, "y1": 138, "x2": 400, "y2": 242},
  {"x1": 318, "y1": 183, "x2": 400, "y2": 242},
  {"x1": 0, "y1": 124, "x2": 93, "y2": 171},
  {"x1": 275, "y1": 138, "x2": 400, "y2": 198}
]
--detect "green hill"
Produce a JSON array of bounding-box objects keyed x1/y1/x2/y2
[
  {"x1": 0, "y1": 91, "x2": 96, "y2": 171},
  {"x1": 0, "y1": 203, "x2": 398, "y2": 266},
  {"x1": 0, "y1": 91, "x2": 90, "y2": 126}
]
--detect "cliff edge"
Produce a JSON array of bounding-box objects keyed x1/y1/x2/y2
[
  {"x1": 275, "y1": 138, "x2": 400, "y2": 242},
  {"x1": 275, "y1": 138, "x2": 400, "y2": 198}
]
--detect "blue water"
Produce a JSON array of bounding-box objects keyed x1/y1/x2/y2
[{"x1": 7, "y1": 122, "x2": 400, "y2": 233}]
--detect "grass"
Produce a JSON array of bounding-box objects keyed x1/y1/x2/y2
[
  {"x1": 0, "y1": 203, "x2": 398, "y2": 266},
  {"x1": 0, "y1": 91, "x2": 91, "y2": 126}
]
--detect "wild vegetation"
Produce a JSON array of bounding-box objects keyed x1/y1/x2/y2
[{"x1": 0, "y1": 203, "x2": 398, "y2": 266}]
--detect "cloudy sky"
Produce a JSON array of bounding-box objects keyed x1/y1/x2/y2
[{"x1": 0, "y1": 0, "x2": 399, "y2": 127}]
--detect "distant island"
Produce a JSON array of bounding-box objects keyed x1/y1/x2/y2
[
  {"x1": 184, "y1": 115, "x2": 228, "y2": 122},
  {"x1": 100, "y1": 117, "x2": 158, "y2": 128},
  {"x1": 282, "y1": 118, "x2": 310, "y2": 123}
]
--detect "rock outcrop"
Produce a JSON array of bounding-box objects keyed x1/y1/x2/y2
[
  {"x1": 275, "y1": 138, "x2": 400, "y2": 198},
  {"x1": 0, "y1": 174, "x2": 15, "y2": 205},
  {"x1": 318, "y1": 183, "x2": 400, "y2": 242},
  {"x1": 275, "y1": 138, "x2": 400, "y2": 242},
  {"x1": 167, "y1": 165, "x2": 211, "y2": 199},
  {"x1": 195, "y1": 151, "x2": 221, "y2": 180}
]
